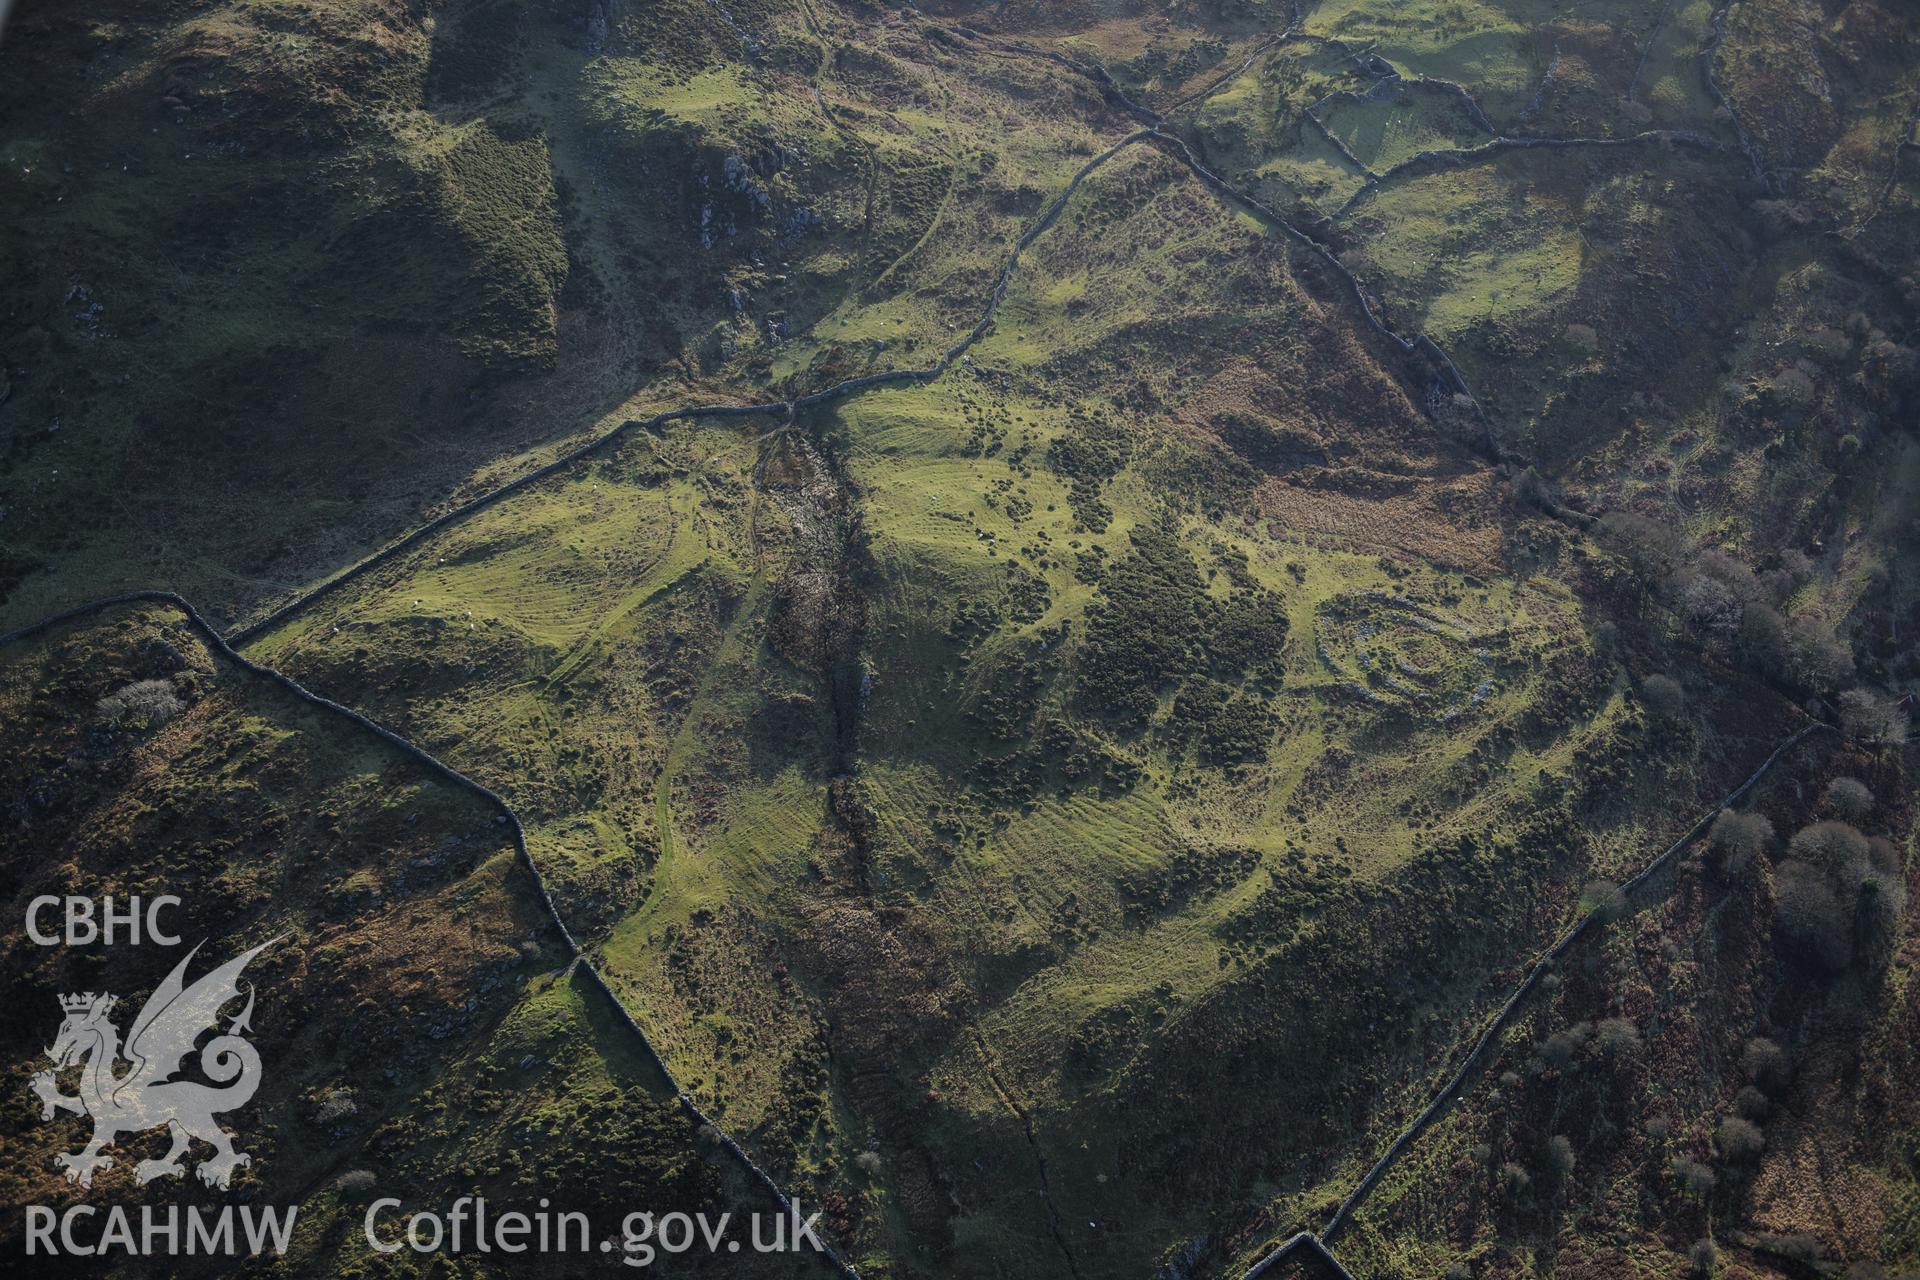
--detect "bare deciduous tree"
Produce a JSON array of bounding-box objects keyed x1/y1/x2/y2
[
  {"x1": 1715, "y1": 1116, "x2": 1765, "y2": 1162},
  {"x1": 1710, "y1": 810, "x2": 1774, "y2": 877},
  {"x1": 96, "y1": 678, "x2": 184, "y2": 726},
  {"x1": 1838, "y1": 688, "x2": 1906, "y2": 743},
  {"x1": 1775, "y1": 859, "x2": 1852, "y2": 972},
  {"x1": 1824, "y1": 776, "x2": 1874, "y2": 820},
  {"x1": 1641, "y1": 673, "x2": 1687, "y2": 721}
]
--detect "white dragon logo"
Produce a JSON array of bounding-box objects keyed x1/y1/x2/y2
[{"x1": 30, "y1": 937, "x2": 277, "y2": 1190}]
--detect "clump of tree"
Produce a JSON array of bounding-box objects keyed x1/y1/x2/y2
[
  {"x1": 1751, "y1": 197, "x2": 1815, "y2": 239},
  {"x1": 1595, "y1": 514, "x2": 1856, "y2": 696},
  {"x1": 1789, "y1": 820, "x2": 1870, "y2": 874},
  {"x1": 1773, "y1": 819, "x2": 1906, "y2": 973},
  {"x1": 1206, "y1": 592, "x2": 1290, "y2": 691}
]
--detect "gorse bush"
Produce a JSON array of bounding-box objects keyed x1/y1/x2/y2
[
  {"x1": 1077, "y1": 526, "x2": 1211, "y2": 725},
  {"x1": 1169, "y1": 680, "x2": 1274, "y2": 765},
  {"x1": 1075, "y1": 523, "x2": 1287, "y2": 738}
]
